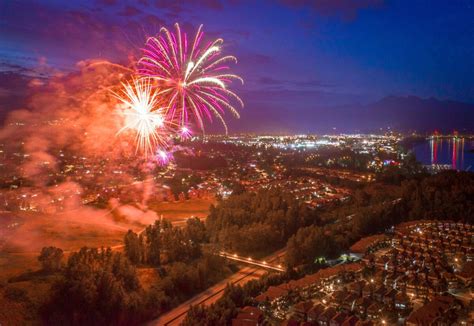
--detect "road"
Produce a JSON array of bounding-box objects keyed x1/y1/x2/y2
[
  {"x1": 150, "y1": 249, "x2": 286, "y2": 326},
  {"x1": 219, "y1": 251, "x2": 285, "y2": 272}
]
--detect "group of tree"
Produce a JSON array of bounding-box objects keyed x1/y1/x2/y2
[
  {"x1": 280, "y1": 146, "x2": 375, "y2": 172},
  {"x1": 174, "y1": 150, "x2": 228, "y2": 170},
  {"x1": 124, "y1": 217, "x2": 207, "y2": 266},
  {"x1": 122, "y1": 217, "x2": 236, "y2": 313},
  {"x1": 206, "y1": 188, "x2": 313, "y2": 256},
  {"x1": 375, "y1": 152, "x2": 425, "y2": 185},
  {"x1": 146, "y1": 253, "x2": 233, "y2": 310},
  {"x1": 166, "y1": 172, "x2": 203, "y2": 200},
  {"x1": 39, "y1": 216, "x2": 232, "y2": 325},
  {"x1": 286, "y1": 198, "x2": 403, "y2": 268},
  {"x1": 399, "y1": 170, "x2": 474, "y2": 221},
  {"x1": 38, "y1": 246, "x2": 64, "y2": 272},
  {"x1": 41, "y1": 247, "x2": 147, "y2": 325}
]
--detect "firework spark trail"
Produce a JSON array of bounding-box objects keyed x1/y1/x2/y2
[
  {"x1": 156, "y1": 149, "x2": 170, "y2": 165},
  {"x1": 138, "y1": 23, "x2": 244, "y2": 134},
  {"x1": 111, "y1": 78, "x2": 172, "y2": 157},
  {"x1": 180, "y1": 126, "x2": 192, "y2": 139}
]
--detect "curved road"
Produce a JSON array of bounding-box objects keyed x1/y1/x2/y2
[{"x1": 150, "y1": 249, "x2": 286, "y2": 326}]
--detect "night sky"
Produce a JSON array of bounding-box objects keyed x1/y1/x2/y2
[{"x1": 1, "y1": 0, "x2": 474, "y2": 133}]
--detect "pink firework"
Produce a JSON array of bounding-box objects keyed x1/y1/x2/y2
[
  {"x1": 156, "y1": 149, "x2": 170, "y2": 165},
  {"x1": 138, "y1": 23, "x2": 244, "y2": 133},
  {"x1": 180, "y1": 126, "x2": 192, "y2": 140}
]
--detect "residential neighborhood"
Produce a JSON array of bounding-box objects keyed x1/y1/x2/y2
[{"x1": 232, "y1": 220, "x2": 473, "y2": 325}]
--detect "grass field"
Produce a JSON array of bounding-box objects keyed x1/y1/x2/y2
[
  {"x1": 148, "y1": 198, "x2": 215, "y2": 220},
  {"x1": 0, "y1": 198, "x2": 214, "y2": 282}
]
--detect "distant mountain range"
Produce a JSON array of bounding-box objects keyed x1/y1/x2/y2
[
  {"x1": 2, "y1": 90, "x2": 474, "y2": 133},
  {"x1": 361, "y1": 95, "x2": 474, "y2": 133},
  {"x1": 313, "y1": 95, "x2": 474, "y2": 134}
]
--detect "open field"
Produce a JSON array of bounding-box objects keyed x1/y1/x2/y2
[
  {"x1": 148, "y1": 198, "x2": 215, "y2": 220},
  {"x1": 0, "y1": 209, "x2": 127, "y2": 281},
  {"x1": 0, "y1": 198, "x2": 214, "y2": 282}
]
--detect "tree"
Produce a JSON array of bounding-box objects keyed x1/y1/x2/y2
[
  {"x1": 42, "y1": 247, "x2": 143, "y2": 325},
  {"x1": 206, "y1": 188, "x2": 311, "y2": 256},
  {"x1": 145, "y1": 220, "x2": 161, "y2": 266},
  {"x1": 353, "y1": 189, "x2": 370, "y2": 206},
  {"x1": 162, "y1": 227, "x2": 201, "y2": 262},
  {"x1": 38, "y1": 246, "x2": 63, "y2": 272},
  {"x1": 124, "y1": 230, "x2": 142, "y2": 264},
  {"x1": 185, "y1": 217, "x2": 207, "y2": 244}
]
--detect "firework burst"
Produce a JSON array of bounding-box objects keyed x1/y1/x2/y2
[
  {"x1": 138, "y1": 23, "x2": 244, "y2": 133},
  {"x1": 111, "y1": 78, "x2": 172, "y2": 157}
]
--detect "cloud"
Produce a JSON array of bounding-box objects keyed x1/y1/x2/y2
[
  {"x1": 118, "y1": 5, "x2": 142, "y2": 17},
  {"x1": 194, "y1": 0, "x2": 224, "y2": 10},
  {"x1": 279, "y1": 0, "x2": 383, "y2": 21},
  {"x1": 0, "y1": 57, "x2": 62, "y2": 124},
  {"x1": 0, "y1": 71, "x2": 34, "y2": 123},
  {"x1": 143, "y1": 14, "x2": 166, "y2": 28},
  {"x1": 0, "y1": 60, "x2": 141, "y2": 186},
  {"x1": 154, "y1": 0, "x2": 223, "y2": 15},
  {"x1": 0, "y1": 1, "x2": 137, "y2": 66}
]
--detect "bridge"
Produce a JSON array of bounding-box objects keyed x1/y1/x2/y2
[{"x1": 219, "y1": 251, "x2": 285, "y2": 272}]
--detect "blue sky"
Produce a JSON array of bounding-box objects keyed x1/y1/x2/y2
[{"x1": 1, "y1": 0, "x2": 473, "y2": 132}]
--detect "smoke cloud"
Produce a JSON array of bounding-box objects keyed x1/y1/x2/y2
[{"x1": 0, "y1": 60, "x2": 159, "y2": 227}]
